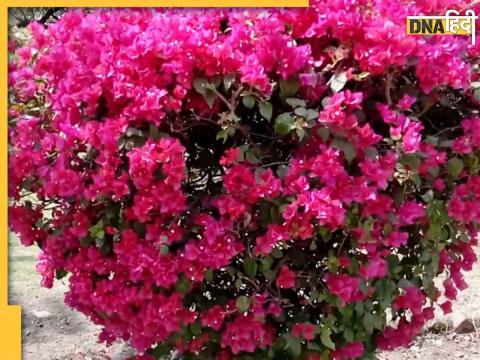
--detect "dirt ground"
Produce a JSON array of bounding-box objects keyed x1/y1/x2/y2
[
  {"x1": 378, "y1": 332, "x2": 480, "y2": 360},
  {"x1": 8, "y1": 234, "x2": 480, "y2": 360},
  {"x1": 8, "y1": 235, "x2": 132, "y2": 360}
]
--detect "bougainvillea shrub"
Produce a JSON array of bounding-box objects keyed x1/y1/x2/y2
[{"x1": 8, "y1": 2, "x2": 480, "y2": 359}]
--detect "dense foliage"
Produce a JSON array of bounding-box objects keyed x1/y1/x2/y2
[{"x1": 8, "y1": 2, "x2": 480, "y2": 359}]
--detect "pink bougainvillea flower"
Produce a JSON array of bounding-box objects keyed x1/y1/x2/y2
[
  {"x1": 325, "y1": 273, "x2": 364, "y2": 305},
  {"x1": 333, "y1": 341, "x2": 365, "y2": 360},
  {"x1": 398, "y1": 95, "x2": 417, "y2": 110},
  {"x1": 397, "y1": 201, "x2": 425, "y2": 226},
  {"x1": 8, "y1": 4, "x2": 480, "y2": 359},
  {"x1": 360, "y1": 257, "x2": 388, "y2": 279},
  {"x1": 276, "y1": 266, "x2": 296, "y2": 289},
  {"x1": 291, "y1": 322, "x2": 316, "y2": 340},
  {"x1": 220, "y1": 147, "x2": 240, "y2": 166}
]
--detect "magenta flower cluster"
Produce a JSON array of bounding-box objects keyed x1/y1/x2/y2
[{"x1": 8, "y1": 2, "x2": 480, "y2": 359}]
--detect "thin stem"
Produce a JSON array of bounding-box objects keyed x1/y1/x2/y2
[
  {"x1": 385, "y1": 69, "x2": 393, "y2": 106},
  {"x1": 210, "y1": 87, "x2": 235, "y2": 113},
  {"x1": 259, "y1": 161, "x2": 290, "y2": 168},
  {"x1": 433, "y1": 125, "x2": 461, "y2": 137}
]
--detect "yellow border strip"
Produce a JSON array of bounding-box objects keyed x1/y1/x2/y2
[
  {"x1": 1, "y1": 4, "x2": 22, "y2": 359},
  {"x1": 7, "y1": 0, "x2": 309, "y2": 7},
  {"x1": 2, "y1": 2, "x2": 308, "y2": 359}
]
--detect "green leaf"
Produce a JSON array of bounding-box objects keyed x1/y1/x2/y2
[
  {"x1": 235, "y1": 278, "x2": 243, "y2": 290},
  {"x1": 284, "y1": 334, "x2": 302, "y2": 357},
  {"x1": 411, "y1": 173, "x2": 422, "y2": 186},
  {"x1": 353, "y1": 71, "x2": 371, "y2": 81},
  {"x1": 204, "y1": 269, "x2": 214, "y2": 282},
  {"x1": 148, "y1": 343, "x2": 171, "y2": 358},
  {"x1": 428, "y1": 166, "x2": 440, "y2": 177},
  {"x1": 242, "y1": 95, "x2": 256, "y2": 109},
  {"x1": 306, "y1": 109, "x2": 319, "y2": 120},
  {"x1": 296, "y1": 128, "x2": 306, "y2": 141},
  {"x1": 125, "y1": 127, "x2": 143, "y2": 137},
  {"x1": 426, "y1": 223, "x2": 441, "y2": 240},
  {"x1": 148, "y1": 123, "x2": 161, "y2": 140},
  {"x1": 95, "y1": 235, "x2": 106, "y2": 248},
  {"x1": 339, "y1": 304, "x2": 354, "y2": 320},
  {"x1": 243, "y1": 258, "x2": 258, "y2": 278},
  {"x1": 21, "y1": 176, "x2": 35, "y2": 192},
  {"x1": 375, "y1": 279, "x2": 394, "y2": 309},
  {"x1": 159, "y1": 245, "x2": 169, "y2": 255},
  {"x1": 363, "y1": 312, "x2": 383, "y2": 334},
  {"x1": 223, "y1": 73, "x2": 236, "y2": 90},
  {"x1": 439, "y1": 140, "x2": 453, "y2": 148},
  {"x1": 246, "y1": 150, "x2": 261, "y2": 164},
  {"x1": 321, "y1": 96, "x2": 331, "y2": 108},
  {"x1": 204, "y1": 89, "x2": 217, "y2": 108},
  {"x1": 269, "y1": 204, "x2": 282, "y2": 224},
  {"x1": 89, "y1": 219, "x2": 105, "y2": 241},
  {"x1": 55, "y1": 269, "x2": 68, "y2": 280},
  {"x1": 447, "y1": 157, "x2": 464, "y2": 178},
  {"x1": 280, "y1": 77, "x2": 300, "y2": 98},
  {"x1": 294, "y1": 107, "x2": 307, "y2": 117},
  {"x1": 216, "y1": 128, "x2": 229, "y2": 142},
  {"x1": 320, "y1": 327, "x2": 335, "y2": 350},
  {"x1": 105, "y1": 206, "x2": 119, "y2": 220},
  {"x1": 190, "y1": 320, "x2": 202, "y2": 336},
  {"x1": 466, "y1": 154, "x2": 480, "y2": 173},
  {"x1": 344, "y1": 328, "x2": 354, "y2": 343},
  {"x1": 398, "y1": 279, "x2": 414, "y2": 289},
  {"x1": 276, "y1": 165, "x2": 289, "y2": 178},
  {"x1": 401, "y1": 154, "x2": 421, "y2": 171},
  {"x1": 259, "y1": 257, "x2": 273, "y2": 273},
  {"x1": 237, "y1": 144, "x2": 249, "y2": 162},
  {"x1": 332, "y1": 138, "x2": 356, "y2": 163},
  {"x1": 263, "y1": 269, "x2": 275, "y2": 280},
  {"x1": 79, "y1": 235, "x2": 92, "y2": 248},
  {"x1": 363, "y1": 313, "x2": 375, "y2": 334},
  {"x1": 274, "y1": 113, "x2": 295, "y2": 136},
  {"x1": 193, "y1": 77, "x2": 208, "y2": 95},
  {"x1": 364, "y1": 146, "x2": 378, "y2": 159},
  {"x1": 317, "y1": 127, "x2": 330, "y2": 142},
  {"x1": 133, "y1": 221, "x2": 146, "y2": 238},
  {"x1": 421, "y1": 190, "x2": 434, "y2": 203},
  {"x1": 175, "y1": 276, "x2": 190, "y2": 294},
  {"x1": 355, "y1": 301, "x2": 364, "y2": 316},
  {"x1": 474, "y1": 88, "x2": 480, "y2": 103},
  {"x1": 216, "y1": 127, "x2": 235, "y2": 143},
  {"x1": 329, "y1": 71, "x2": 347, "y2": 93},
  {"x1": 427, "y1": 199, "x2": 448, "y2": 224},
  {"x1": 212, "y1": 75, "x2": 222, "y2": 88},
  {"x1": 227, "y1": 266, "x2": 237, "y2": 277},
  {"x1": 426, "y1": 136, "x2": 439, "y2": 146},
  {"x1": 286, "y1": 98, "x2": 306, "y2": 108},
  {"x1": 309, "y1": 289, "x2": 320, "y2": 302},
  {"x1": 431, "y1": 253, "x2": 440, "y2": 273},
  {"x1": 271, "y1": 248, "x2": 283, "y2": 259},
  {"x1": 236, "y1": 296, "x2": 251, "y2": 313},
  {"x1": 259, "y1": 101, "x2": 273, "y2": 121},
  {"x1": 420, "y1": 250, "x2": 431, "y2": 263}
]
